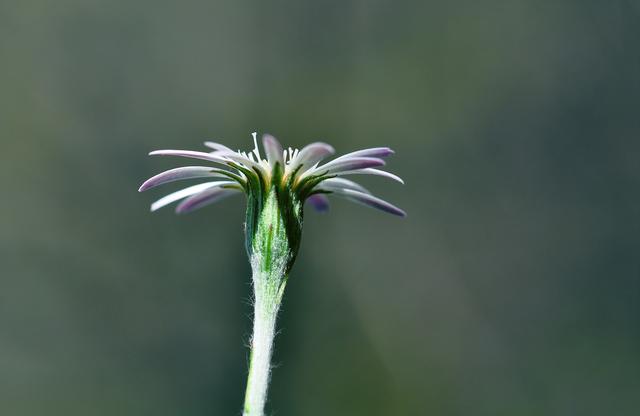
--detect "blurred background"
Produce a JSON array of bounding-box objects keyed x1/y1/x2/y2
[{"x1": 1, "y1": 0, "x2": 639, "y2": 415}]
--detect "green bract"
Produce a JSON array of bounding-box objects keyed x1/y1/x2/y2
[{"x1": 244, "y1": 162, "x2": 303, "y2": 274}]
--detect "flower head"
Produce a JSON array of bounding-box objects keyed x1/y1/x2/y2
[
  {"x1": 140, "y1": 132, "x2": 405, "y2": 215},
  {"x1": 139, "y1": 132, "x2": 405, "y2": 270}
]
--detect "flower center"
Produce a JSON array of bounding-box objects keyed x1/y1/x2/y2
[{"x1": 238, "y1": 133, "x2": 297, "y2": 164}]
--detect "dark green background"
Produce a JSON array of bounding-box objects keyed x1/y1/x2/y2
[{"x1": 1, "y1": 1, "x2": 638, "y2": 415}]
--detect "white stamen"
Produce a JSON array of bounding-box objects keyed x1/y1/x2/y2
[{"x1": 252, "y1": 132, "x2": 262, "y2": 161}]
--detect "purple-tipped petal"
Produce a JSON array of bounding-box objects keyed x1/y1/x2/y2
[
  {"x1": 204, "y1": 141, "x2": 234, "y2": 152},
  {"x1": 306, "y1": 194, "x2": 330, "y2": 212},
  {"x1": 175, "y1": 186, "x2": 240, "y2": 214},
  {"x1": 262, "y1": 134, "x2": 284, "y2": 167},
  {"x1": 313, "y1": 157, "x2": 385, "y2": 175},
  {"x1": 331, "y1": 188, "x2": 406, "y2": 217},
  {"x1": 332, "y1": 147, "x2": 394, "y2": 161},
  {"x1": 150, "y1": 182, "x2": 228, "y2": 212},
  {"x1": 149, "y1": 149, "x2": 231, "y2": 165},
  {"x1": 139, "y1": 166, "x2": 230, "y2": 192},
  {"x1": 336, "y1": 168, "x2": 405, "y2": 184},
  {"x1": 289, "y1": 142, "x2": 335, "y2": 173},
  {"x1": 318, "y1": 178, "x2": 370, "y2": 194}
]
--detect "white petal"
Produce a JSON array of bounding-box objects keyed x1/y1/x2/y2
[
  {"x1": 149, "y1": 149, "x2": 231, "y2": 165},
  {"x1": 204, "y1": 141, "x2": 234, "y2": 152},
  {"x1": 308, "y1": 157, "x2": 385, "y2": 176},
  {"x1": 175, "y1": 186, "x2": 240, "y2": 214},
  {"x1": 331, "y1": 147, "x2": 394, "y2": 162},
  {"x1": 139, "y1": 166, "x2": 231, "y2": 192},
  {"x1": 215, "y1": 150, "x2": 269, "y2": 176},
  {"x1": 150, "y1": 181, "x2": 233, "y2": 212},
  {"x1": 262, "y1": 134, "x2": 284, "y2": 168},
  {"x1": 318, "y1": 178, "x2": 371, "y2": 194},
  {"x1": 328, "y1": 188, "x2": 406, "y2": 217},
  {"x1": 336, "y1": 168, "x2": 405, "y2": 184},
  {"x1": 288, "y1": 142, "x2": 335, "y2": 174}
]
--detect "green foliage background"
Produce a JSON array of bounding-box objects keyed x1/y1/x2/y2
[{"x1": 1, "y1": 1, "x2": 638, "y2": 415}]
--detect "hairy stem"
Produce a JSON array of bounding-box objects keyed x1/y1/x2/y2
[{"x1": 243, "y1": 268, "x2": 286, "y2": 416}]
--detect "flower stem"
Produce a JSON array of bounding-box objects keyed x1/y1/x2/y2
[{"x1": 243, "y1": 270, "x2": 287, "y2": 416}]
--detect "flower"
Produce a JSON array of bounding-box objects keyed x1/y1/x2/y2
[
  {"x1": 139, "y1": 132, "x2": 406, "y2": 217},
  {"x1": 139, "y1": 132, "x2": 406, "y2": 274},
  {"x1": 139, "y1": 132, "x2": 405, "y2": 416}
]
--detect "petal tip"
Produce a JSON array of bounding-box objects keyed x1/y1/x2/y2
[
  {"x1": 174, "y1": 203, "x2": 189, "y2": 214},
  {"x1": 262, "y1": 133, "x2": 277, "y2": 143},
  {"x1": 307, "y1": 194, "x2": 331, "y2": 213},
  {"x1": 138, "y1": 181, "x2": 151, "y2": 192},
  {"x1": 383, "y1": 206, "x2": 407, "y2": 217}
]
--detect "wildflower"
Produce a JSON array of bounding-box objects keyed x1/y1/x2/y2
[{"x1": 139, "y1": 133, "x2": 405, "y2": 416}]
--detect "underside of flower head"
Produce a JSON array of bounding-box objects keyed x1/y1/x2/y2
[{"x1": 139, "y1": 132, "x2": 406, "y2": 218}]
